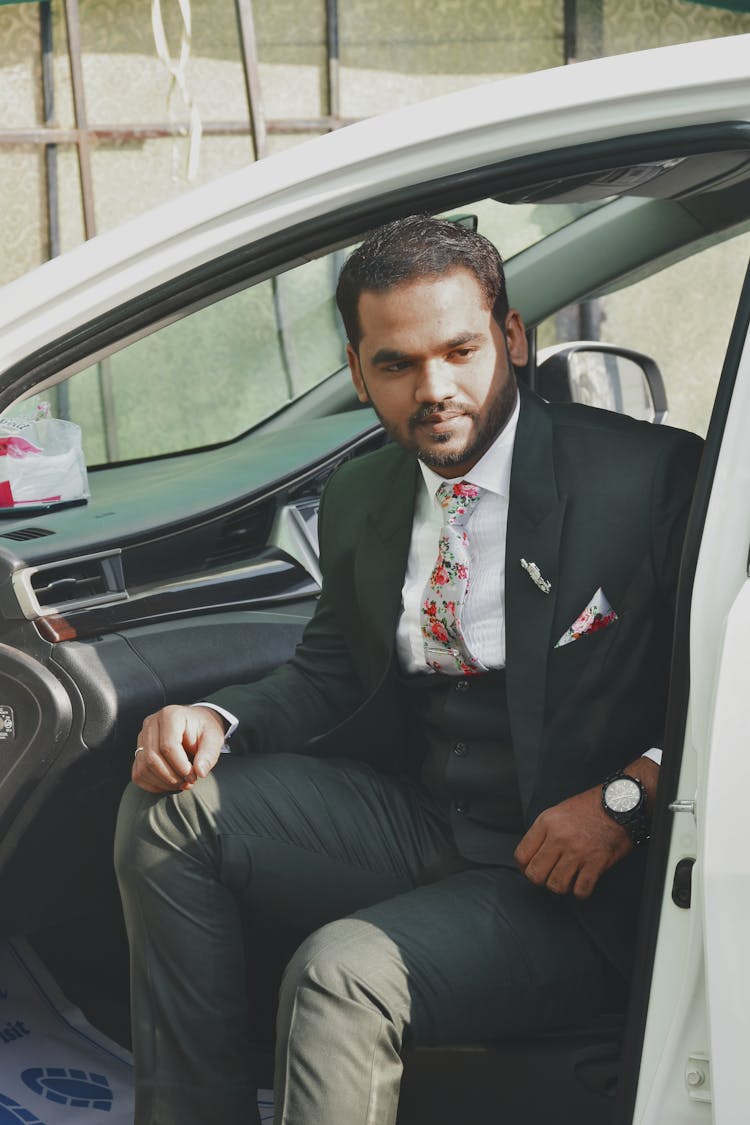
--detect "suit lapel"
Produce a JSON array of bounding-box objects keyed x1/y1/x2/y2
[
  {"x1": 354, "y1": 449, "x2": 418, "y2": 682},
  {"x1": 505, "y1": 387, "x2": 567, "y2": 809}
]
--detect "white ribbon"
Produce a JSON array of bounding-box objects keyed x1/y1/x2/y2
[{"x1": 151, "y1": 0, "x2": 203, "y2": 182}]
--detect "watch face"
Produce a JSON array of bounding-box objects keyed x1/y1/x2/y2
[{"x1": 605, "y1": 777, "x2": 641, "y2": 813}]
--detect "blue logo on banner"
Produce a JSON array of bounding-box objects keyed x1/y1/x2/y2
[
  {"x1": 0, "y1": 1092, "x2": 47, "y2": 1124},
  {"x1": 21, "y1": 1069, "x2": 113, "y2": 1112}
]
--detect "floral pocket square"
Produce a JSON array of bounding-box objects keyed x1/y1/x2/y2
[{"x1": 554, "y1": 587, "x2": 618, "y2": 649}]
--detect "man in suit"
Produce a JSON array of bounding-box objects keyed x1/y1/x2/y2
[{"x1": 115, "y1": 215, "x2": 702, "y2": 1125}]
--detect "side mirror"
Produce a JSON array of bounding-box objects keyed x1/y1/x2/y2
[{"x1": 534, "y1": 342, "x2": 667, "y2": 424}]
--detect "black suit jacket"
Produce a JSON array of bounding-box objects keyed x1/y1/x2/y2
[{"x1": 211, "y1": 386, "x2": 703, "y2": 973}]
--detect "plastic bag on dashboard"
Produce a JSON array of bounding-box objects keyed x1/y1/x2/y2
[{"x1": 0, "y1": 408, "x2": 89, "y2": 511}]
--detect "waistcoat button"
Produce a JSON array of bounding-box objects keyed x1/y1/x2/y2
[
  {"x1": 453, "y1": 741, "x2": 469, "y2": 757},
  {"x1": 455, "y1": 800, "x2": 469, "y2": 814},
  {"x1": 455, "y1": 680, "x2": 469, "y2": 693}
]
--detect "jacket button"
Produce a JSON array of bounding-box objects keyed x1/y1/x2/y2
[
  {"x1": 453, "y1": 741, "x2": 470, "y2": 757},
  {"x1": 455, "y1": 800, "x2": 469, "y2": 814},
  {"x1": 455, "y1": 680, "x2": 469, "y2": 693}
]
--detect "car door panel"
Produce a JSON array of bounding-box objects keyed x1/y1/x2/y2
[
  {"x1": 53, "y1": 610, "x2": 313, "y2": 740},
  {"x1": 1, "y1": 607, "x2": 313, "y2": 934}
]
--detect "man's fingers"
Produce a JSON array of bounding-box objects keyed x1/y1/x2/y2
[
  {"x1": 519, "y1": 842, "x2": 563, "y2": 889},
  {"x1": 131, "y1": 705, "x2": 226, "y2": 793},
  {"x1": 572, "y1": 860, "x2": 606, "y2": 900},
  {"x1": 188, "y1": 707, "x2": 227, "y2": 778},
  {"x1": 143, "y1": 707, "x2": 197, "y2": 778},
  {"x1": 515, "y1": 778, "x2": 642, "y2": 897},
  {"x1": 514, "y1": 820, "x2": 545, "y2": 870},
  {"x1": 540, "y1": 854, "x2": 582, "y2": 896},
  {"x1": 133, "y1": 743, "x2": 188, "y2": 790},
  {"x1": 193, "y1": 743, "x2": 221, "y2": 779},
  {"x1": 519, "y1": 842, "x2": 597, "y2": 897},
  {"x1": 515, "y1": 793, "x2": 625, "y2": 896}
]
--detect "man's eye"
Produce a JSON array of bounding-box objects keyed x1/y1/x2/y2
[
  {"x1": 450, "y1": 348, "x2": 475, "y2": 360},
  {"x1": 383, "y1": 360, "x2": 412, "y2": 373}
]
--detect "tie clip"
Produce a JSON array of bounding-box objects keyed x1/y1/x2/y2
[{"x1": 520, "y1": 558, "x2": 551, "y2": 595}]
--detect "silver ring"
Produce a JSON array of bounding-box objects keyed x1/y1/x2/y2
[{"x1": 134, "y1": 746, "x2": 145, "y2": 757}]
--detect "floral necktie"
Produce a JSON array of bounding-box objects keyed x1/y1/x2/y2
[{"x1": 421, "y1": 480, "x2": 485, "y2": 675}]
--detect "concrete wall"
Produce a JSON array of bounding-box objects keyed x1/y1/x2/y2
[{"x1": 2, "y1": 0, "x2": 750, "y2": 285}]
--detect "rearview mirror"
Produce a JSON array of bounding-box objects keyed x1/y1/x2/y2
[{"x1": 534, "y1": 342, "x2": 667, "y2": 423}]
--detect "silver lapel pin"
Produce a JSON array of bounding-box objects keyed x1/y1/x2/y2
[{"x1": 520, "y1": 558, "x2": 552, "y2": 595}]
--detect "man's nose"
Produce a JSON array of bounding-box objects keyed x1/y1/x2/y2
[{"x1": 414, "y1": 360, "x2": 456, "y2": 403}]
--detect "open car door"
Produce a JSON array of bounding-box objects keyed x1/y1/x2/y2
[{"x1": 624, "y1": 256, "x2": 750, "y2": 1125}]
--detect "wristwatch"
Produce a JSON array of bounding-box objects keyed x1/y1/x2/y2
[{"x1": 601, "y1": 772, "x2": 649, "y2": 846}]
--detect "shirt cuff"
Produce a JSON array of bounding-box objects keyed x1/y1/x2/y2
[
  {"x1": 195, "y1": 702, "x2": 238, "y2": 753},
  {"x1": 642, "y1": 747, "x2": 662, "y2": 766}
]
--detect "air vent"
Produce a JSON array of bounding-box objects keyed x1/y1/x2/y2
[
  {"x1": 13, "y1": 550, "x2": 128, "y2": 619},
  {"x1": 206, "y1": 504, "x2": 275, "y2": 567},
  {"x1": 1, "y1": 526, "x2": 54, "y2": 542}
]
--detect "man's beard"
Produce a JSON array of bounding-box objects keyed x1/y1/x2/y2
[{"x1": 408, "y1": 376, "x2": 517, "y2": 471}]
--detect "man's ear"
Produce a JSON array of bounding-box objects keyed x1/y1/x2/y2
[
  {"x1": 347, "y1": 344, "x2": 370, "y2": 404},
  {"x1": 504, "y1": 309, "x2": 529, "y2": 367}
]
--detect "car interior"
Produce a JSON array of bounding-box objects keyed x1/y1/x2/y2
[{"x1": 2, "y1": 122, "x2": 750, "y2": 1123}]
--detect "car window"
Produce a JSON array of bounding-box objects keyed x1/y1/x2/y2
[
  {"x1": 455, "y1": 198, "x2": 608, "y2": 262},
  {"x1": 11, "y1": 252, "x2": 347, "y2": 465},
  {"x1": 537, "y1": 228, "x2": 750, "y2": 437},
  {"x1": 7, "y1": 197, "x2": 606, "y2": 468}
]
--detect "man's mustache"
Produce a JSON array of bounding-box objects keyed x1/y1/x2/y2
[{"x1": 408, "y1": 403, "x2": 476, "y2": 430}]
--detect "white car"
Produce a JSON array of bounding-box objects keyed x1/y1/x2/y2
[{"x1": 1, "y1": 33, "x2": 749, "y2": 1125}]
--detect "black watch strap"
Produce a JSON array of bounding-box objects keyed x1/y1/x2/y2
[{"x1": 601, "y1": 772, "x2": 650, "y2": 847}]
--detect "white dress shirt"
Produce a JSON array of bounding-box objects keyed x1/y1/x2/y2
[{"x1": 396, "y1": 397, "x2": 519, "y2": 675}]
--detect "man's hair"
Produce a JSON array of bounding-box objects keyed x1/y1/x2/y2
[{"x1": 335, "y1": 214, "x2": 510, "y2": 350}]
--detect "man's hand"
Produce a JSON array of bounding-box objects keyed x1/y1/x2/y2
[
  {"x1": 132, "y1": 705, "x2": 228, "y2": 794},
  {"x1": 514, "y1": 759, "x2": 658, "y2": 899}
]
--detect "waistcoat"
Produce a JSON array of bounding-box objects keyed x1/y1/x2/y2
[{"x1": 400, "y1": 669, "x2": 524, "y2": 865}]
